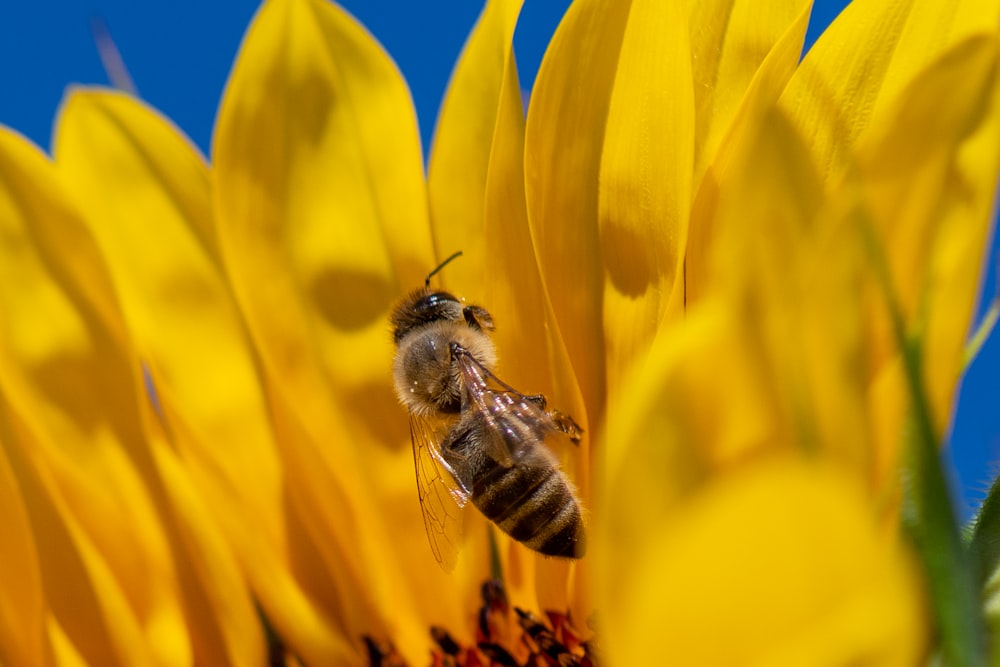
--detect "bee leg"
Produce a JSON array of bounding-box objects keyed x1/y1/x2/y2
[
  {"x1": 525, "y1": 394, "x2": 583, "y2": 444},
  {"x1": 548, "y1": 410, "x2": 583, "y2": 443},
  {"x1": 523, "y1": 393, "x2": 548, "y2": 410},
  {"x1": 463, "y1": 305, "x2": 495, "y2": 333}
]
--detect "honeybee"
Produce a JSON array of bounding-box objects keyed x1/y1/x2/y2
[{"x1": 391, "y1": 252, "x2": 586, "y2": 570}]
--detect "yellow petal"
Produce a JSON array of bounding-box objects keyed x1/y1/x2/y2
[
  {"x1": 147, "y1": 432, "x2": 264, "y2": 666},
  {"x1": 214, "y1": 0, "x2": 475, "y2": 659},
  {"x1": 679, "y1": 101, "x2": 875, "y2": 483},
  {"x1": 603, "y1": 457, "x2": 928, "y2": 666},
  {"x1": 525, "y1": 0, "x2": 630, "y2": 423},
  {"x1": 710, "y1": 108, "x2": 874, "y2": 477},
  {"x1": 601, "y1": 302, "x2": 779, "y2": 496},
  {"x1": 780, "y1": 0, "x2": 1000, "y2": 181},
  {"x1": 0, "y1": 428, "x2": 52, "y2": 666},
  {"x1": 598, "y1": 0, "x2": 694, "y2": 389},
  {"x1": 214, "y1": 0, "x2": 430, "y2": 439},
  {"x1": 598, "y1": 302, "x2": 793, "y2": 633},
  {"x1": 53, "y1": 88, "x2": 270, "y2": 666},
  {"x1": 427, "y1": 0, "x2": 524, "y2": 297},
  {"x1": 0, "y1": 126, "x2": 188, "y2": 665}
]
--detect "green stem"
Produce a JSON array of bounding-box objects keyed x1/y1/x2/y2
[{"x1": 963, "y1": 298, "x2": 999, "y2": 369}]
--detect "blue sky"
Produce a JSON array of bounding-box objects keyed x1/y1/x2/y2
[{"x1": 0, "y1": 0, "x2": 995, "y2": 519}]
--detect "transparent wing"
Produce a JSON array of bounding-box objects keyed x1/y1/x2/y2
[
  {"x1": 452, "y1": 345, "x2": 558, "y2": 468},
  {"x1": 410, "y1": 411, "x2": 469, "y2": 572}
]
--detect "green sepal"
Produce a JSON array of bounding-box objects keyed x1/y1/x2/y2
[{"x1": 968, "y1": 471, "x2": 1000, "y2": 663}]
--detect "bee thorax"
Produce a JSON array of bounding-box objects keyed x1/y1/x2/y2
[{"x1": 392, "y1": 321, "x2": 497, "y2": 415}]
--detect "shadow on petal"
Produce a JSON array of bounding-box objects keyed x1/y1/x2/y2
[
  {"x1": 309, "y1": 268, "x2": 393, "y2": 332},
  {"x1": 600, "y1": 220, "x2": 656, "y2": 299}
]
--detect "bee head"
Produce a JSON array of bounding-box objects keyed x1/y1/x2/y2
[
  {"x1": 390, "y1": 289, "x2": 464, "y2": 343},
  {"x1": 390, "y1": 288, "x2": 497, "y2": 344},
  {"x1": 390, "y1": 251, "x2": 495, "y2": 344}
]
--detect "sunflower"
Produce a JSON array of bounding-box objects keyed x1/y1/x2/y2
[{"x1": 0, "y1": 0, "x2": 998, "y2": 665}]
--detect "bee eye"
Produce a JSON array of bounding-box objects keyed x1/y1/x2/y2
[
  {"x1": 408, "y1": 292, "x2": 463, "y2": 326},
  {"x1": 418, "y1": 292, "x2": 460, "y2": 313}
]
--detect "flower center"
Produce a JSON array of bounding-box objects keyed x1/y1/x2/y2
[{"x1": 363, "y1": 580, "x2": 597, "y2": 666}]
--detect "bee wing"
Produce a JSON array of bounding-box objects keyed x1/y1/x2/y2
[
  {"x1": 453, "y1": 346, "x2": 556, "y2": 468},
  {"x1": 410, "y1": 410, "x2": 469, "y2": 572}
]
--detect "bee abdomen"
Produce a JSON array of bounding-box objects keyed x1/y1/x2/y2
[
  {"x1": 473, "y1": 464, "x2": 585, "y2": 558},
  {"x1": 522, "y1": 494, "x2": 584, "y2": 558}
]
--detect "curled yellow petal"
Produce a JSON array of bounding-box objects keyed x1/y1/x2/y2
[
  {"x1": 780, "y1": 0, "x2": 1000, "y2": 180},
  {"x1": 689, "y1": 0, "x2": 811, "y2": 183},
  {"x1": 850, "y1": 34, "x2": 1000, "y2": 443},
  {"x1": 686, "y1": 3, "x2": 813, "y2": 302}
]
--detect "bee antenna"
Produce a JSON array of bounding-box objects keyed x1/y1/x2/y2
[{"x1": 425, "y1": 250, "x2": 463, "y2": 287}]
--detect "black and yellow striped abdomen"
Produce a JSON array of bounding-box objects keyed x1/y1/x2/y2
[{"x1": 470, "y1": 451, "x2": 585, "y2": 558}]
